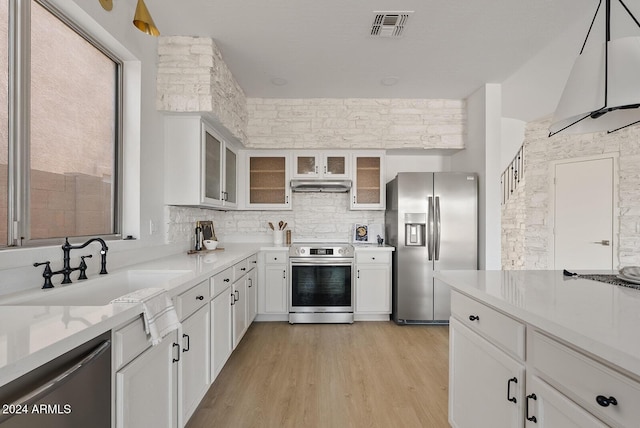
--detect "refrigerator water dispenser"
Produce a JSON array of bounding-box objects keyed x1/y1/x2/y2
[{"x1": 404, "y1": 213, "x2": 426, "y2": 246}]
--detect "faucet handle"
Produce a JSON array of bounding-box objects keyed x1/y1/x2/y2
[
  {"x1": 78, "y1": 255, "x2": 93, "y2": 280},
  {"x1": 33, "y1": 261, "x2": 54, "y2": 289}
]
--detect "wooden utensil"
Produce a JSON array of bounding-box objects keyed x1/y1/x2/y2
[
  {"x1": 282, "y1": 222, "x2": 287, "y2": 230},
  {"x1": 278, "y1": 221, "x2": 284, "y2": 230},
  {"x1": 268, "y1": 222, "x2": 275, "y2": 230}
]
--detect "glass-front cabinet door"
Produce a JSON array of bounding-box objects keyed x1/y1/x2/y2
[
  {"x1": 292, "y1": 151, "x2": 349, "y2": 178},
  {"x1": 246, "y1": 152, "x2": 291, "y2": 209},
  {"x1": 224, "y1": 146, "x2": 237, "y2": 205},
  {"x1": 203, "y1": 129, "x2": 222, "y2": 203},
  {"x1": 351, "y1": 151, "x2": 385, "y2": 210}
]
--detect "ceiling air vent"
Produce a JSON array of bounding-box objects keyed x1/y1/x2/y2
[{"x1": 370, "y1": 12, "x2": 412, "y2": 38}]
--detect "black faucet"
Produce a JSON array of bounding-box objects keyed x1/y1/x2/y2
[{"x1": 34, "y1": 237, "x2": 109, "y2": 288}]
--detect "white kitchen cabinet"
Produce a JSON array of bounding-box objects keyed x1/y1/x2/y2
[
  {"x1": 116, "y1": 330, "x2": 179, "y2": 428},
  {"x1": 354, "y1": 250, "x2": 391, "y2": 316},
  {"x1": 292, "y1": 151, "x2": 349, "y2": 178},
  {"x1": 232, "y1": 273, "x2": 248, "y2": 349},
  {"x1": 449, "y1": 318, "x2": 524, "y2": 428},
  {"x1": 258, "y1": 250, "x2": 289, "y2": 316},
  {"x1": 525, "y1": 375, "x2": 607, "y2": 428},
  {"x1": 351, "y1": 151, "x2": 385, "y2": 210},
  {"x1": 246, "y1": 268, "x2": 258, "y2": 324},
  {"x1": 243, "y1": 151, "x2": 291, "y2": 209},
  {"x1": 165, "y1": 115, "x2": 239, "y2": 209},
  {"x1": 180, "y1": 305, "x2": 211, "y2": 424},
  {"x1": 211, "y1": 286, "x2": 233, "y2": 380}
]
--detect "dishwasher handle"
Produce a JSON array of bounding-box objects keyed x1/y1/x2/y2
[{"x1": 0, "y1": 339, "x2": 111, "y2": 423}]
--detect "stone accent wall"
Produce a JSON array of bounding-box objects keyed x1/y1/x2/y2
[
  {"x1": 245, "y1": 98, "x2": 466, "y2": 150},
  {"x1": 167, "y1": 193, "x2": 384, "y2": 245},
  {"x1": 502, "y1": 118, "x2": 640, "y2": 269},
  {"x1": 156, "y1": 36, "x2": 248, "y2": 144}
]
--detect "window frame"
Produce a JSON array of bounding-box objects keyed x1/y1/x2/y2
[{"x1": 6, "y1": 0, "x2": 123, "y2": 247}]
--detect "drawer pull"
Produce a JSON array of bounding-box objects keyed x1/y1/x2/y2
[
  {"x1": 241, "y1": 267, "x2": 246, "y2": 271},
  {"x1": 526, "y1": 393, "x2": 537, "y2": 423},
  {"x1": 196, "y1": 295, "x2": 204, "y2": 301},
  {"x1": 596, "y1": 395, "x2": 618, "y2": 407},
  {"x1": 469, "y1": 315, "x2": 480, "y2": 321},
  {"x1": 507, "y1": 377, "x2": 518, "y2": 403},
  {"x1": 224, "y1": 278, "x2": 230, "y2": 283}
]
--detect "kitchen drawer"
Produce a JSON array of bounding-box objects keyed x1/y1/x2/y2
[
  {"x1": 265, "y1": 251, "x2": 287, "y2": 264},
  {"x1": 114, "y1": 316, "x2": 150, "y2": 370},
  {"x1": 211, "y1": 267, "x2": 233, "y2": 298},
  {"x1": 175, "y1": 280, "x2": 209, "y2": 321},
  {"x1": 531, "y1": 331, "x2": 640, "y2": 428},
  {"x1": 451, "y1": 290, "x2": 525, "y2": 360},
  {"x1": 246, "y1": 253, "x2": 258, "y2": 271},
  {"x1": 234, "y1": 258, "x2": 249, "y2": 279},
  {"x1": 355, "y1": 251, "x2": 391, "y2": 264}
]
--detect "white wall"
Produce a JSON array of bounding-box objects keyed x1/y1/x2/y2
[
  {"x1": 451, "y1": 84, "x2": 502, "y2": 270},
  {"x1": 385, "y1": 154, "x2": 451, "y2": 183}
]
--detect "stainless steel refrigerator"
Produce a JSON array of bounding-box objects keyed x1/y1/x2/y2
[{"x1": 385, "y1": 172, "x2": 478, "y2": 324}]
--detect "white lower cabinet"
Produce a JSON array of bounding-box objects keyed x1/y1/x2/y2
[
  {"x1": 211, "y1": 286, "x2": 233, "y2": 380},
  {"x1": 181, "y1": 305, "x2": 211, "y2": 424},
  {"x1": 116, "y1": 330, "x2": 179, "y2": 428},
  {"x1": 232, "y1": 276, "x2": 248, "y2": 349},
  {"x1": 449, "y1": 318, "x2": 524, "y2": 428},
  {"x1": 258, "y1": 250, "x2": 288, "y2": 316},
  {"x1": 246, "y1": 269, "x2": 257, "y2": 323},
  {"x1": 354, "y1": 250, "x2": 391, "y2": 315},
  {"x1": 525, "y1": 375, "x2": 607, "y2": 428}
]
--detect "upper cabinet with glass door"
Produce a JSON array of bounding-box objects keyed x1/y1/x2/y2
[
  {"x1": 351, "y1": 151, "x2": 385, "y2": 210},
  {"x1": 243, "y1": 151, "x2": 291, "y2": 210},
  {"x1": 292, "y1": 151, "x2": 349, "y2": 179},
  {"x1": 165, "y1": 115, "x2": 239, "y2": 209}
]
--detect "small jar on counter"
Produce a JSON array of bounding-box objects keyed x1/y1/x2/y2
[{"x1": 285, "y1": 229, "x2": 292, "y2": 245}]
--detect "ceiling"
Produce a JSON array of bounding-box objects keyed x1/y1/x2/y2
[{"x1": 152, "y1": 0, "x2": 597, "y2": 100}]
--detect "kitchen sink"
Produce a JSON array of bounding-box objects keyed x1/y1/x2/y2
[{"x1": 0, "y1": 269, "x2": 191, "y2": 306}]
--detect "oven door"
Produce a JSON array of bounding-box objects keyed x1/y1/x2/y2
[{"x1": 289, "y1": 258, "x2": 353, "y2": 313}]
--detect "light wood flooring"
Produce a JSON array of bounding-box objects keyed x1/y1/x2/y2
[{"x1": 186, "y1": 322, "x2": 450, "y2": 428}]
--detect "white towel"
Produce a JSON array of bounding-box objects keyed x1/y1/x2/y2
[{"x1": 112, "y1": 288, "x2": 181, "y2": 346}]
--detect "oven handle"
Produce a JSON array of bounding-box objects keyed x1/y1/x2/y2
[{"x1": 290, "y1": 259, "x2": 354, "y2": 266}]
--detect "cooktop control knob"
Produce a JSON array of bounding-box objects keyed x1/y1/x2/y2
[
  {"x1": 300, "y1": 248, "x2": 306, "y2": 254},
  {"x1": 338, "y1": 248, "x2": 344, "y2": 255}
]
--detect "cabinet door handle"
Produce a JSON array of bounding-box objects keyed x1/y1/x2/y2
[
  {"x1": 283, "y1": 270, "x2": 286, "y2": 279},
  {"x1": 526, "y1": 393, "x2": 537, "y2": 423},
  {"x1": 172, "y1": 343, "x2": 180, "y2": 363},
  {"x1": 596, "y1": 395, "x2": 618, "y2": 407},
  {"x1": 248, "y1": 278, "x2": 253, "y2": 288},
  {"x1": 357, "y1": 270, "x2": 360, "y2": 279},
  {"x1": 182, "y1": 333, "x2": 190, "y2": 352},
  {"x1": 507, "y1": 377, "x2": 518, "y2": 403},
  {"x1": 241, "y1": 267, "x2": 246, "y2": 271},
  {"x1": 230, "y1": 293, "x2": 235, "y2": 305},
  {"x1": 196, "y1": 295, "x2": 204, "y2": 301},
  {"x1": 469, "y1": 315, "x2": 480, "y2": 321},
  {"x1": 315, "y1": 165, "x2": 318, "y2": 174},
  {"x1": 235, "y1": 290, "x2": 240, "y2": 301},
  {"x1": 224, "y1": 278, "x2": 230, "y2": 282}
]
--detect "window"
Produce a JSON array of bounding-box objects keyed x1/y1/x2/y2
[{"x1": 0, "y1": 0, "x2": 121, "y2": 247}]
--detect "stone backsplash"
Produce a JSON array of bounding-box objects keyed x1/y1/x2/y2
[{"x1": 166, "y1": 192, "x2": 385, "y2": 246}]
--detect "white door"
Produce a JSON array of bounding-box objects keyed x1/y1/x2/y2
[
  {"x1": 211, "y1": 289, "x2": 232, "y2": 379},
  {"x1": 553, "y1": 157, "x2": 615, "y2": 270},
  {"x1": 181, "y1": 305, "x2": 211, "y2": 424}
]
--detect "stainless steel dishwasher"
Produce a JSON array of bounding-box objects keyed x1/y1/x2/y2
[{"x1": 0, "y1": 331, "x2": 111, "y2": 428}]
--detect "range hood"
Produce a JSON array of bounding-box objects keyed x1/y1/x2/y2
[{"x1": 290, "y1": 179, "x2": 352, "y2": 193}]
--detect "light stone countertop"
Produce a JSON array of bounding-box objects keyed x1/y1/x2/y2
[
  {"x1": 435, "y1": 270, "x2": 640, "y2": 379},
  {"x1": 0, "y1": 243, "x2": 264, "y2": 386}
]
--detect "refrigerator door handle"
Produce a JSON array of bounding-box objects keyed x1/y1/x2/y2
[
  {"x1": 428, "y1": 196, "x2": 434, "y2": 260},
  {"x1": 435, "y1": 196, "x2": 441, "y2": 261}
]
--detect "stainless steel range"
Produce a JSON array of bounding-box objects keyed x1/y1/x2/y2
[{"x1": 289, "y1": 243, "x2": 355, "y2": 324}]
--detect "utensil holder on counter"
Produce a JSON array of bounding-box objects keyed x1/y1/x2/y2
[{"x1": 273, "y1": 230, "x2": 284, "y2": 245}]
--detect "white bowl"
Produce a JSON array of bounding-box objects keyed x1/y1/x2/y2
[{"x1": 203, "y1": 240, "x2": 218, "y2": 250}]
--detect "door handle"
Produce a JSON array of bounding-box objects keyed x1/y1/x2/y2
[
  {"x1": 427, "y1": 196, "x2": 434, "y2": 261},
  {"x1": 434, "y1": 196, "x2": 441, "y2": 261},
  {"x1": 507, "y1": 377, "x2": 518, "y2": 403},
  {"x1": 592, "y1": 240, "x2": 610, "y2": 246},
  {"x1": 182, "y1": 333, "x2": 190, "y2": 352}
]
